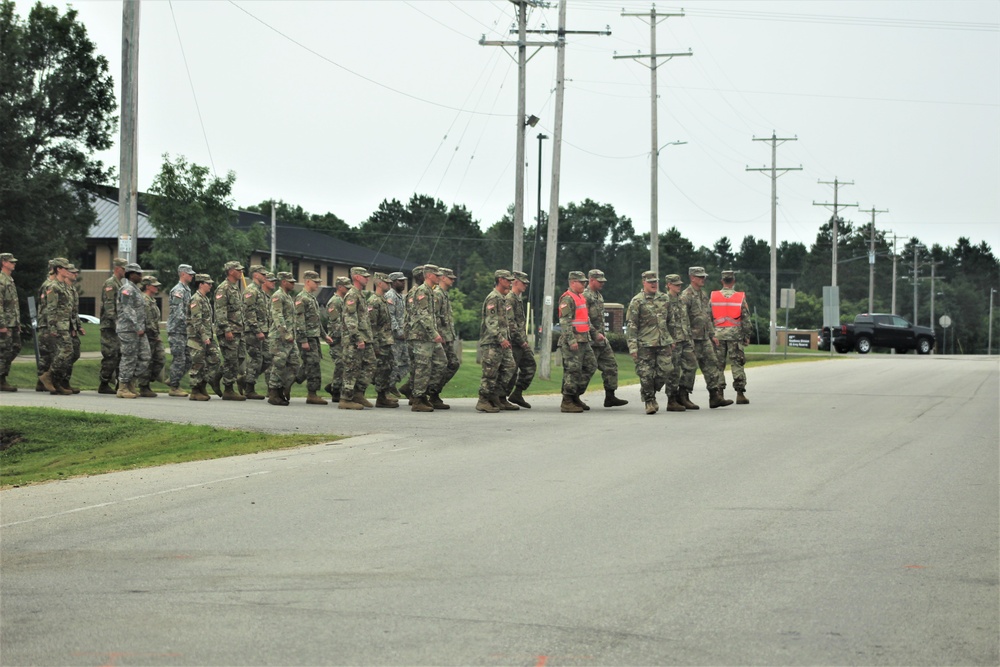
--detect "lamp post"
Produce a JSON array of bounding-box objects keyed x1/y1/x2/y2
[
  {"x1": 530, "y1": 132, "x2": 548, "y2": 350},
  {"x1": 912, "y1": 243, "x2": 925, "y2": 325},
  {"x1": 989, "y1": 288, "x2": 996, "y2": 355}
]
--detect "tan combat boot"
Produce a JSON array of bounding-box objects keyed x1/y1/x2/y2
[
  {"x1": 572, "y1": 394, "x2": 591, "y2": 411},
  {"x1": 339, "y1": 396, "x2": 364, "y2": 410},
  {"x1": 39, "y1": 371, "x2": 57, "y2": 393},
  {"x1": 266, "y1": 387, "x2": 285, "y2": 406},
  {"x1": 495, "y1": 393, "x2": 519, "y2": 411},
  {"x1": 709, "y1": 389, "x2": 733, "y2": 409},
  {"x1": 561, "y1": 395, "x2": 584, "y2": 413},
  {"x1": 679, "y1": 390, "x2": 700, "y2": 410},
  {"x1": 410, "y1": 395, "x2": 434, "y2": 412},
  {"x1": 666, "y1": 393, "x2": 687, "y2": 412},
  {"x1": 117, "y1": 381, "x2": 137, "y2": 399},
  {"x1": 645, "y1": 399, "x2": 658, "y2": 415},
  {"x1": 375, "y1": 391, "x2": 399, "y2": 408},
  {"x1": 429, "y1": 392, "x2": 450, "y2": 410},
  {"x1": 168, "y1": 385, "x2": 189, "y2": 397},
  {"x1": 475, "y1": 396, "x2": 499, "y2": 413},
  {"x1": 138, "y1": 384, "x2": 158, "y2": 398},
  {"x1": 244, "y1": 384, "x2": 265, "y2": 400},
  {"x1": 736, "y1": 390, "x2": 749, "y2": 405},
  {"x1": 306, "y1": 391, "x2": 328, "y2": 405},
  {"x1": 222, "y1": 383, "x2": 246, "y2": 401}
]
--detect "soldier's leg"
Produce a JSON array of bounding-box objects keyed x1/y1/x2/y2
[
  {"x1": 730, "y1": 342, "x2": 747, "y2": 392},
  {"x1": 478, "y1": 344, "x2": 501, "y2": 400},
  {"x1": 51, "y1": 333, "x2": 75, "y2": 390},
  {"x1": 219, "y1": 338, "x2": 239, "y2": 386},
  {"x1": 654, "y1": 347, "x2": 673, "y2": 396},
  {"x1": 695, "y1": 340, "x2": 722, "y2": 391},
  {"x1": 268, "y1": 343, "x2": 287, "y2": 390},
  {"x1": 168, "y1": 333, "x2": 188, "y2": 388},
  {"x1": 306, "y1": 338, "x2": 324, "y2": 393},
  {"x1": 497, "y1": 347, "x2": 516, "y2": 395},
  {"x1": 100, "y1": 328, "x2": 120, "y2": 384},
  {"x1": 340, "y1": 346, "x2": 362, "y2": 396},
  {"x1": 579, "y1": 342, "x2": 598, "y2": 393},
  {"x1": 559, "y1": 340, "x2": 584, "y2": 396},
  {"x1": 594, "y1": 343, "x2": 619, "y2": 391},
  {"x1": 635, "y1": 347, "x2": 655, "y2": 402},
  {"x1": 440, "y1": 341, "x2": 461, "y2": 389},
  {"x1": 134, "y1": 335, "x2": 151, "y2": 385},
  {"x1": 37, "y1": 331, "x2": 54, "y2": 378},
  {"x1": 188, "y1": 342, "x2": 205, "y2": 386},
  {"x1": 117, "y1": 332, "x2": 137, "y2": 384},
  {"x1": 679, "y1": 340, "x2": 697, "y2": 393},
  {"x1": 243, "y1": 337, "x2": 262, "y2": 387},
  {"x1": 205, "y1": 342, "x2": 223, "y2": 390},
  {"x1": 410, "y1": 342, "x2": 433, "y2": 398},
  {"x1": 427, "y1": 343, "x2": 448, "y2": 396}
]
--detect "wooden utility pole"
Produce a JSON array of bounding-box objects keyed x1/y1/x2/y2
[
  {"x1": 859, "y1": 206, "x2": 888, "y2": 313},
  {"x1": 118, "y1": 0, "x2": 140, "y2": 263},
  {"x1": 614, "y1": 7, "x2": 690, "y2": 278},
  {"x1": 813, "y1": 178, "x2": 857, "y2": 288},
  {"x1": 747, "y1": 132, "x2": 800, "y2": 353}
]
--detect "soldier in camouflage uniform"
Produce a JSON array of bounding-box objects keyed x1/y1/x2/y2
[
  {"x1": 406, "y1": 264, "x2": 446, "y2": 412},
  {"x1": 584, "y1": 269, "x2": 628, "y2": 408},
  {"x1": 385, "y1": 271, "x2": 408, "y2": 396},
  {"x1": 98, "y1": 258, "x2": 127, "y2": 393},
  {"x1": 267, "y1": 272, "x2": 301, "y2": 406},
  {"x1": 294, "y1": 270, "x2": 333, "y2": 405},
  {"x1": 136, "y1": 275, "x2": 165, "y2": 397},
  {"x1": 187, "y1": 274, "x2": 221, "y2": 401},
  {"x1": 712, "y1": 270, "x2": 752, "y2": 405},
  {"x1": 323, "y1": 276, "x2": 350, "y2": 401},
  {"x1": 368, "y1": 273, "x2": 400, "y2": 408},
  {"x1": 504, "y1": 270, "x2": 536, "y2": 408},
  {"x1": 215, "y1": 260, "x2": 247, "y2": 401},
  {"x1": 558, "y1": 271, "x2": 598, "y2": 413},
  {"x1": 680, "y1": 266, "x2": 732, "y2": 409},
  {"x1": 664, "y1": 274, "x2": 691, "y2": 411},
  {"x1": 166, "y1": 264, "x2": 195, "y2": 397},
  {"x1": 34, "y1": 260, "x2": 59, "y2": 390},
  {"x1": 625, "y1": 271, "x2": 676, "y2": 415},
  {"x1": 398, "y1": 265, "x2": 425, "y2": 401},
  {"x1": 38, "y1": 258, "x2": 76, "y2": 395},
  {"x1": 116, "y1": 263, "x2": 150, "y2": 399},
  {"x1": 432, "y1": 267, "x2": 460, "y2": 409},
  {"x1": 65, "y1": 265, "x2": 83, "y2": 393},
  {"x1": 339, "y1": 267, "x2": 376, "y2": 410},
  {"x1": 476, "y1": 269, "x2": 517, "y2": 413},
  {"x1": 0, "y1": 252, "x2": 21, "y2": 391},
  {"x1": 241, "y1": 265, "x2": 271, "y2": 400}
]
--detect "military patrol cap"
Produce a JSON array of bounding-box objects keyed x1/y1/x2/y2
[
  {"x1": 247, "y1": 264, "x2": 266, "y2": 276},
  {"x1": 124, "y1": 263, "x2": 142, "y2": 273},
  {"x1": 512, "y1": 270, "x2": 529, "y2": 284},
  {"x1": 721, "y1": 270, "x2": 736, "y2": 280},
  {"x1": 412, "y1": 265, "x2": 424, "y2": 278},
  {"x1": 277, "y1": 271, "x2": 295, "y2": 283},
  {"x1": 141, "y1": 275, "x2": 162, "y2": 287},
  {"x1": 423, "y1": 264, "x2": 441, "y2": 275},
  {"x1": 0, "y1": 253, "x2": 17, "y2": 263},
  {"x1": 688, "y1": 266, "x2": 708, "y2": 277},
  {"x1": 50, "y1": 257, "x2": 71, "y2": 269},
  {"x1": 67, "y1": 264, "x2": 80, "y2": 273},
  {"x1": 494, "y1": 269, "x2": 514, "y2": 281},
  {"x1": 263, "y1": 272, "x2": 277, "y2": 282},
  {"x1": 664, "y1": 273, "x2": 683, "y2": 285},
  {"x1": 195, "y1": 273, "x2": 214, "y2": 284},
  {"x1": 388, "y1": 271, "x2": 405, "y2": 281},
  {"x1": 113, "y1": 258, "x2": 128, "y2": 268},
  {"x1": 568, "y1": 270, "x2": 586, "y2": 282},
  {"x1": 641, "y1": 270, "x2": 658, "y2": 283},
  {"x1": 178, "y1": 263, "x2": 195, "y2": 275},
  {"x1": 335, "y1": 276, "x2": 351, "y2": 287},
  {"x1": 302, "y1": 270, "x2": 320, "y2": 281},
  {"x1": 440, "y1": 267, "x2": 456, "y2": 279},
  {"x1": 350, "y1": 266, "x2": 371, "y2": 277},
  {"x1": 372, "y1": 272, "x2": 389, "y2": 283},
  {"x1": 223, "y1": 260, "x2": 244, "y2": 272},
  {"x1": 588, "y1": 269, "x2": 607, "y2": 282}
]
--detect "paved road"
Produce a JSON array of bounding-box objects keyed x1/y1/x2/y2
[{"x1": 2, "y1": 356, "x2": 998, "y2": 666}]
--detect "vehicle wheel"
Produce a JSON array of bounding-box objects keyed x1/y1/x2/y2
[
  {"x1": 917, "y1": 338, "x2": 932, "y2": 355},
  {"x1": 855, "y1": 336, "x2": 872, "y2": 354}
]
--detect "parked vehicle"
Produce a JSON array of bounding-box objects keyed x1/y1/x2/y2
[{"x1": 818, "y1": 313, "x2": 935, "y2": 355}]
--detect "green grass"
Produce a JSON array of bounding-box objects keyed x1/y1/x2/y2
[{"x1": 0, "y1": 406, "x2": 340, "y2": 487}]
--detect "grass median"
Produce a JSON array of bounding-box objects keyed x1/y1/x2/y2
[{"x1": 0, "y1": 406, "x2": 340, "y2": 488}]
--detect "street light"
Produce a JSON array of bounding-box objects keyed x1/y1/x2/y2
[{"x1": 529, "y1": 132, "x2": 548, "y2": 350}]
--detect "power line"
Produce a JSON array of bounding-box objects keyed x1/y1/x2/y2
[{"x1": 168, "y1": 1, "x2": 217, "y2": 176}]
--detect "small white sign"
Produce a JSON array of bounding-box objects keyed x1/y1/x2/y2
[{"x1": 544, "y1": 295, "x2": 553, "y2": 306}]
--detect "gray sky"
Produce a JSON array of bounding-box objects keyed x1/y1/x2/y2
[{"x1": 30, "y1": 0, "x2": 1000, "y2": 254}]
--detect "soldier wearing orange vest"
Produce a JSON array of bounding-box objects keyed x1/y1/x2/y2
[
  {"x1": 711, "y1": 270, "x2": 752, "y2": 404},
  {"x1": 558, "y1": 271, "x2": 598, "y2": 413}
]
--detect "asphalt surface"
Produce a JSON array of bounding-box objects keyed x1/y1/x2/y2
[{"x1": 1, "y1": 355, "x2": 998, "y2": 666}]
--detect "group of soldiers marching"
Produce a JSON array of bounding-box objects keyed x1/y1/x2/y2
[{"x1": 0, "y1": 253, "x2": 751, "y2": 414}]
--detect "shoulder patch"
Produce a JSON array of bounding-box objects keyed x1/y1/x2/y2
[
  {"x1": 346, "y1": 299, "x2": 354, "y2": 305},
  {"x1": 272, "y1": 297, "x2": 280, "y2": 302},
  {"x1": 244, "y1": 292, "x2": 254, "y2": 299},
  {"x1": 105, "y1": 286, "x2": 113, "y2": 292},
  {"x1": 294, "y1": 300, "x2": 302, "y2": 306},
  {"x1": 215, "y1": 293, "x2": 224, "y2": 299},
  {"x1": 417, "y1": 294, "x2": 425, "y2": 301}
]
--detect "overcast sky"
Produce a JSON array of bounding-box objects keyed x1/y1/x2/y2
[{"x1": 27, "y1": 0, "x2": 1000, "y2": 256}]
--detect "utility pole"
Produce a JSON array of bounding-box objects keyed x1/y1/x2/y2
[
  {"x1": 614, "y1": 7, "x2": 690, "y2": 278},
  {"x1": 118, "y1": 0, "x2": 140, "y2": 264},
  {"x1": 529, "y1": 131, "x2": 548, "y2": 345},
  {"x1": 270, "y1": 200, "x2": 276, "y2": 271},
  {"x1": 912, "y1": 243, "x2": 926, "y2": 325},
  {"x1": 859, "y1": 206, "x2": 888, "y2": 313},
  {"x1": 929, "y1": 260, "x2": 944, "y2": 353},
  {"x1": 889, "y1": 233, "x2": 903, "y2": 315},
  {"x1": 813, "y1": 178, "x2": 857, "y2": 288},
  {"x1": 747, "y1": 132, "x2": 801, "y2": 353}
]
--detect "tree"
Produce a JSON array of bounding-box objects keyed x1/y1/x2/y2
[
  {"x1": 144, "y1": 154, "x2": 264, "y2": 280},
  {"x1": 0, "y1": 0, "x2": 116, "y2": 309}
]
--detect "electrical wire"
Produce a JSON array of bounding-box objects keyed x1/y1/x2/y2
[{"x1": 168, "y1": 0, "x2": 217, "y2": 176}]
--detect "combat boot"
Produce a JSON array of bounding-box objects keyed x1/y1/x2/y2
[
  {"x1": 306, "y1": 391, "x2": 328, "y2": 405},
  {"x1": 35, "y1": 379, "x2": 46, "y2": 392},
  {"x1": 210, "y1": 377, "x2": 223, "y2": 398},
  {"x1": 376, "y1": 391, "x2": 399, "y2": 408},
  {"x1": 98, "y1": 380, "x2": 116, "y2": 395},
  {"x1": 138, "y1": 384, "x2": 158, "y2": 398},
  {"x1": 387, "y1": 385, "x2": 401, "y2": 399},
  {"x1": 244, "y1": 383, "x2": 265, "y2": 400},
  {"x1": 561, "y1": 394, "x2": 584, "y2": 413},
  {"x1": 603, "y1": 390, "x2": 629, "y2": 408},
  {"x1": 65, "y1": 380, "x2": 80, "y2": 394},
  {"x1": 666, "y1": 393, "x2": 687, "y2": 412},
  {"x1": 324, "y1": 383, "x2": 341, "y2": 402},
  {"x1": 398, "y1": 380, "x2": 413, "y2": 400},
  {"x1": 495, "y1": 393, "x2": 519, "y2": 411},
  {"x1": 709, "y1": 389, "x2": 733, "y2": 409},
  {"x1": 475, "y1": 396, "x2": 500, "y2": 413},
  {"x1": 508, "y1": 387, "x2": 531, "y2": 409},
  {"x1": 283, "y1": 384, "x2": 293, "y2": 402},
  {"x1": 410, "y1": 395, "x2": 434, "y2": 412},
  {"x1": 679, "y1": 390, "x2": 700, "y2": 410},
  {"x1": 39, "y1": 371, "x2": 57, "y2": 393},
  {"x1": 353, "y1": 390, "x2": 374, "y2": 408},
  {"x1": 572, "y1": 394, "x2": 591, "y2": 411},
  {"x1": 117, "y1": 381, "x2": 137, "y2": 399},
  {"x1": 223, "y1": 383, "x2": 246, "y2": 401},
  {"x1": 338, "y1": 396, "x2": 364, "y2": 410},
  {"x1": 0, "y1": 376, "x2": 17, "y2": 392},
  {"x1": 429, "y1": 392, "x2": 450, "y2": 410},
  {"x1": 193, "y1": 383, "x2": 212, "y2": 401},
  {"x1": 266, "y1": 387, "x2": 285, "y2": 406},
  {"x1": 736, "y1": 390, "x2": 749, "y2": 405},
  {"x1": 52, "y1": 380, "x2": 73, "y2": 396},
  {"x1": 645, "y1": 399, "x2": 658, "y2": 415},
  {"x1": 167, "y1": 385, "x2": 189, "y2": 397}
]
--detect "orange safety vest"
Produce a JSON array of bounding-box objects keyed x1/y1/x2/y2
[
  {"x1": 711, "y1": 290, "x2": 744, "y2": 327},
  {"x1": 562, "y1": 290, "x2": 590, "y2": 333}
]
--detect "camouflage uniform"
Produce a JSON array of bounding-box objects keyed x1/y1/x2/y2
[
  {"x1": 368, "y1": 289, "x2": 395, "y2": 395},
  {"x1": 215, "y1": 271, "x2": 246, "y2": 388},
  {"x1": 385, "y1": 282, "x2": 408, "y2": 385},
  {"x1": 478, "y1": 280, "x2": 516, "y2": 401},
  {"x1": 664, "y1": 278, "x2": 691, "y2": 401},
  {"x1": 324, "y1": 285, "x2": 347, "y2": 396},
  {"x1": 243, "y1": 278, "x2": 272, "y2": 392},
  {"x1": 433, "y1": 282, "x2": 460, "y2": 388},
  {"x1": 187, "y1": 286, "x2": 222, "y2": 389},
  {"x1": 294, "y1": 286, "x2": 327, "y2": 393},
  {"x1": 406, "y1": 273, "x2": 446, "y2": 399},
  {"x1": 138, "y1": 288, "x2": 165, "y2": 387},
  {"x1": 584, "y1": 280, "x2": 618, "y2": 392},
  {"x1": 167, "y1": 273, "x2": 193, "y2": 388},
  {"x1": 625, "y1": 280, "x2": 674, "y2": 406},
  {"x1": 68, "y1": 273, "x2": 82, "y2": 388},
  {"x1": 0, "y1": 257, "x2": 21, "y2": 383},
  {"x1": 505, "y1": 286, "x2": 536, "y2": 394},
  {"x1": 558, "y1": 279, "x2": 597, "y2": 398},
  {"x1": 268, "y1": 280, "x2": 301, "y2": 393},
  {"x1": 680, "y1": 279, "x2": 723, "y2": 393},
  {"x1": 35, "y1": 274, "x2": 57, "y2": 380},
  {"x1": 99, "y1": 267, "x2": 124, "y2": 385},
  {"x1": 117, "y1": 276, "x2": 150, "y2": 385},
  {"x1": 341, "y1": 280, "x2": 375, "y2": 398},
  {"x1": 41, "y1": 272, "x2": 75, "y2": 388},
  {"x1": 712, "y1": 281, "x2": 753, "y2": 394}
]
